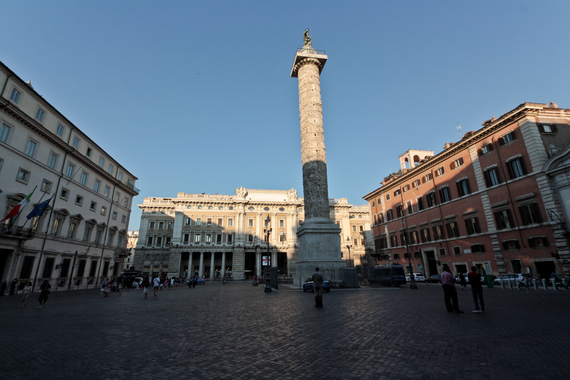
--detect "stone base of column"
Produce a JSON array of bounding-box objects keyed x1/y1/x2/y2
[{"x1": 294, "y1": 218, "x2": 345, "y2": 286}]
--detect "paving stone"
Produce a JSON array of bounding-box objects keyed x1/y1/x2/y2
[{"x1": 0, "y1": 283, "x2": 569, "y2": 379}]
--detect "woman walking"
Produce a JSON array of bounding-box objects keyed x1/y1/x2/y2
[
  {"x1": 22, "y1": 281, "x2": 32, "y2": 308},
  {"x1": 38, "y1": 280, "x2": 51, "y2": 308}
]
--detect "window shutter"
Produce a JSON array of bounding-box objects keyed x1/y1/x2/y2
[
  {"x1": 519, "y1": 157, "x2": 527, "y2": 175},
  {"x1": 538, "y1": 124, "x2": 545, "y2": 133},
  {"x1": 528, "y1": 238, "x2": 536, "y2": 248},
  {"x1": 450, "y1": 161, "x2": 456, "y2": 170},
  {"x1": 543, "y1": 237, "x2": 550, "y2": 247},
  {"x1": 506, "y1": 161, "x2": 514, "y2": 179},
  {"x1": 499, "y1": 137, "x2": 505, "y2": 146}
]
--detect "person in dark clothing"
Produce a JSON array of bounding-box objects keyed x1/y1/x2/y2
[
  {"x1": 38, "y1": 280, "x2": 51, "y2": 308},
  {"x1": 458, "y1": 273, "x2": 467, "y2": 290},
  {"x1": 468, "y1": 266, "x2": 485, "y2": 313},
  {"x1": 10, "y1": 278, "x2": 18, "y2": 295}
]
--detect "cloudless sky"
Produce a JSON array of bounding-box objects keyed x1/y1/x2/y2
[{"x1": 2, "y1": 1, "x2": 569, "y2": 229}]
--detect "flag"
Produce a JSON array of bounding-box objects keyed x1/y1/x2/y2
[
  {"x1": 26, "y1": 195, "x2": 53, "y2": 219},
  {"x1": 0, "y1": 188, "x2": 36, "y2": 223}
]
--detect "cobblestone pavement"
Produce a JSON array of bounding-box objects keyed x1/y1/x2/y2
[{"x1": 1, "y1": 282, "x2": 569, "y2": 380}]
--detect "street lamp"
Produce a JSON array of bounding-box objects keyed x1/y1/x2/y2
[
  {"x1": 401, "y1": 207, "x2": 417, "y2": 290},
  {"x1": 263, "y1": 216, "x2": 272, "y2": 292},
  {"x1": 346, "y1": 237, "x2": 353, "y2": 267}
]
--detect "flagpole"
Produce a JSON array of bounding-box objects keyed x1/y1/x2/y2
[
  {"x1": 20, "y1": 189, "x2": 47, "y2": 230},
  {"x1": 5, "y1": 186, "x2": 37, "y2": 231}
]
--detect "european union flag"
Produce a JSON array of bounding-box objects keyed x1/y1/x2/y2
[{"x1": 26, "y1": 196, "x2": 53, "y2": 219}]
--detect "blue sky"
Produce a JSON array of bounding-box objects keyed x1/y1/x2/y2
[{"x1": 2, "y1": 1, "x2": 569, "y2": 229}]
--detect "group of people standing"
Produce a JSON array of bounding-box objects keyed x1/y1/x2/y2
[{"x1": 441, "y1": 265, "x2": 485, "y2": 314}]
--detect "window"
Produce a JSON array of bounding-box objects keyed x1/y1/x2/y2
[
  {"x1": 10, "y1": 88, "x2": 21, "y2": 103},
  {"x1": 67, "y1": 222, "x2": 78, "y2": 240},
  {"x1": 149, "y1": 221, "x2": 155, "y2": 229},
  {"x1": 386, "y1": 209, "x2": 393, "y2": 221},
  {"x1": 423, "y1": 173, "x2": 433, "y2": 183},
  {"x1": 390, "y1": 235, "x2": 398, "y2": 247},
  {"x1": 457, "y1": 179, "x2": 470, "y2": 197},
  {"x1": 450, "y1": 157, "x2": 464, "y2": 169},
  {"x1": 406, "y1": 201, "x2": 413, "y2": 214},
  {"x1": 484, "y1": 167, "x2": 500, "y2": 187},
  {"x1": 432, "y1": 225, "x2": 445, "y2": 240},
  {"x1": 479, "y1": 143, "x2": 493, "y2": 155},
  {"x1": 409, "y1": 230, "x2": 418, "y2": 244},
  {"x1": 104, "y1": 186, "x2": 110, "y2": 197},
  {"x1": 118, "y1": 172, "x2": 123, "y2": 181},
  {"x1": 94, "y1": 180, "x2": 100, "y2": 193},
  {"x1": 75, "y1": 195, "x2": 83, "y2": 206},
  {"x1": 279, "y1": 219, "x2": 284, "y2": 228},
  {"x1": 500, "y1": 131, "x2": 516, "y2": 145},
  {"x1": 108, "y1": 164, "x2": 113, "y2": 174},
  {"x1": 147, "y1": 236, "x2": 154, "y2": 246},
  {"x1": 471, "y1": 244, "x2": 486, "y2": 253},
  {"x1": 538, "y1": 124, "x2": 557, "y2": 133},
  {"x1": 207, "y1": 218, "x2": 212, "y2": 226},
  {"x1": 396, "y1": 205, "x2": 403, "y2": 218},
  {"x1": 438, "y1": 247, "x2": 446, "y2": 257},
  {"x1": 112, "y1": 211, "x2": 117, "y2": 220},
  {"x1": 228, "y1": 218, "x2": 233, "y2": 226},
  {"x1": 86, "y1": 147, "x2": 92, "y2": 157},
  {"x1": 248, "y1": 219, "x2": 254, "y2": 227},
  {"x1": 502, "y1": 240, "x2": 520, "y2": 250},
  {"x1": 195, "y1": 233, "x2": 201, "y2": 243},
  {"x1": 400, "y1": 231, "x2": 407, "y2": 246},
  {"x1": 48, "y1": 152, "x2": 59, "y2": 169},
  {"x1": 72, "y1": 137, "x2": 80, "y2": 148},
  {"x1": 528, "y1": 236, "x2": 549, "y2": 248},
  {"x1": 36, "y1": 108, "x2": 45, "y2": 122},
  {"x1": 90, "y1": 201, "x2": 97, "y2": 211},
  {"x1": 446, "y1": 221, "x2": 460, "y2": 238},
  {"x1": 41, "y1": 179, "x2": 52, "y2": 193},
  {"x1": 417, "y1": 197, "x2": 424, "y2": 211},
  {"x1": 66, "y1": 163, "x2": 75, "y2": 178},
  {"x1": 101, "y1": 206, "x2": 106, "y2": 216},
  {"x1": 0, "y1": 123, "x2": 12, "y2": 142},
  {"x1": 439, "y1": 187, "x2": 451, "y2": 203},
  {"x1": 227, "y1": 233, "x2": 233, "y2": 244},
  {"x1": 56, "y1": 124, "x2": 64, "y2": 137},
  {"x1": 465, "y1": 217, "x2": 481, "y2": 235},
  {"x1": 519, "y1": 203, "x2": 542, "y2": 225},
  {"x1": 352, "y1": 225, "x2": 357, "y2": 232},
  {"x1": 196, "y1": 218, "x2": 202, "y2": 226},
  {"x1": 453, "y1": 246, "x2": 462, "y2": 256},
  {"x1": 426, "y1": 192, "x2": 437, "y2": 207},
  {"x1": 26, "y1": 140, "x2": 37, "y2": 157},
  {"x1": 507, "y1": 157, "x2": 526, "y2": 179},
  {"x1": 494, "y1": 209, "x2": 514, "y2": 230},
  {"x1": 60, "y1": 188, "x2": 69, "y2": 200},
  {"x1": 403, "y1": 184, "x2": 410, "y2": 193},
  {"x1": 413, "y1": 180, "x2": 421, "y2": 188},
  {"x1": 185, "y1": 217, "x2": 191, "y2": 226},
  {"x1": 17, "y1": 169, "x2": 30, "y2": 184},
  {"x1": 156, "y1": 236, "x2": 163, "y2": 246},
  {"x1": 205, "y1": 234, "x2": 211, "y2": 243},
  {"x1": 394, "y1": 189, "x2": 401, "y2": 196},
  {"x1": 386, "y1": 194, "x2": 391, "y2": 201},
  {"x1": 80, "y1": 172, "x2": 88, "y2": 185},
  {"x1": 168, "y1": 222, "x2": 173, "y2": 229},
  {"x1": 420, "y1": 228, "x2": 431, "y2": 243},
  {"x1": 435, "y1": 167, "x2": 445, "y2": 177}
]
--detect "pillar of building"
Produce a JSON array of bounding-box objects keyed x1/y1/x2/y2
[
  {"x1": 290, "y1": 31, "x2": 344, "y2": 286},
  {"x1": 210, "y1": 252, "x2": 215, "y2": 280},
  {"x1": 199, "y1": 252, "x2": 204, "y2": 277},
  {"x1": 221, "y1": 252, "x2": 226, "y2": 277}
]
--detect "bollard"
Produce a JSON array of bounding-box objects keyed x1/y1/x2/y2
[
  {"x1": 501, "y1": 280, "x2": 505, "y2": 289},
  {"x1": 542, "y1": 278, "x2": 547, "y2": 290},
  {"x1": 507, "y1": 280, "x2": 512, "y2": 289},
  {"x1": 551, "y1": 278, "x2": 557, "y2": 290}
]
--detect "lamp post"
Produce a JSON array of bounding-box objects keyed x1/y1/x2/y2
[
  {"x1": 346, "y1": 237, "x2": 353, "y2": 267},
  {"x1": 401, "y1": 208, "x2": 417, "y2": 290},
  {"x1": 263, "y1": 216, "x2": 272, "y2": 292}
]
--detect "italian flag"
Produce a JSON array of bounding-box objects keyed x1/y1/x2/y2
[{"x1": 1, "y1": 188, "x2": 36, "y2": 223}]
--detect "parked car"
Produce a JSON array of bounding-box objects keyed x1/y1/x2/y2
[
  {"x1": 406, "y1": 273, "x2": 426, "y2": 282},
  {"x1": 493, "y1": 273, "x2": 527, "y2": 286},
  {"x1": 303, "y1": 277, "x2": 331, "y2": 293},
  {"x1": 455, "y1": 274, "x2": 485, "y2": 284},
  {"x1": 186, "y1": 278, "x2": 206, "y2": 285},
  {"x1": 426, "y1": 274, "x2": 441, "y2": 283}
]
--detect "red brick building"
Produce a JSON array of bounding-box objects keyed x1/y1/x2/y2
[{"x1": 363, "y1": 103, "x2": 570, "y2": 280}]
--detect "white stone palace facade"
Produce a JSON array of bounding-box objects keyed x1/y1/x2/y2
[
  {"x1": 0, "y1": 61, "x2": 138, "y2": 292},
  {"x1": 133, "y1": 188, "x2": 372, "y2": 281}
]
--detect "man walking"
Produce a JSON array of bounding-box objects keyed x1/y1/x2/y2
[
  {"x1": 441, "y1": 265, "x2": 463, "y2": 313},
  {"x1": 468, "y1": 266, "x2": 485, "y2": 313},
  {"x1": 153, "y1": 276, "x2": 160, "y2": 297},
  {"x1": 312, "y1": 267, "x2": 324, "y2": 308}
]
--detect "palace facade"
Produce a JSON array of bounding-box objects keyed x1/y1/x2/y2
[
  {"x1": 133, "y1": 188, "x2": 372, "y2": 281},
  {"x1": 364, "y1": 102, "x2": 570, "y2": 280},
  {"x1": 0, "y1": 62, "x2": 138, "y2": 291}
]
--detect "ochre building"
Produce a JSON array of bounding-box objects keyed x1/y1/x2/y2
[{"x1": 134, "y1": 188, "x2": 372, "y2": 281}]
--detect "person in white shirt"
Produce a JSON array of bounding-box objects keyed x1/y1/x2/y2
[{"x1": 153, "y1": 276, "x2": 161, "y2": 297}]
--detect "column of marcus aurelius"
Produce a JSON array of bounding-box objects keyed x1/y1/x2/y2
[{"x1": 291, "y1": 30, "x2": 345, "y2": 286}]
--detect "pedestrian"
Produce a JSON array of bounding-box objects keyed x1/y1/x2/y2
[
  {"x1": 10, "y1": 278, "x2": 18, "y2": 295},
  {"x1": 192, "y1": 276, "x2": 196, "y2": 288},
  {"x1": 458, "y1": 272, "x2": 467, "y2": 290},
  {"x1": 100, "y1": 278, "x2": 108, "y2": 297},
  {"x1": 38, "y1": 280, "x2": 51, "y2": 308},
  {"x1": 153, "y1": 276, "x2": 160, "y2": 297},
  {"x1": 441, "y1": 265, "x2": 463, "y2": 313},
  {"x1": 312, "y1": 267, "x2": 324, "y2": 308},
  {"x1": 468, "y1": 266, "x2": 485, "y2": 313},
  {"x1": 142, "y1": 277, "x2": 150, "y2": 298},
  {"x1": 22, "y1": 281, "x2": 32, "y2": 308}
]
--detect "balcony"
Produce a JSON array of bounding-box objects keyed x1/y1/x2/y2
[{"x1": 0, "y1": 225, "x2": 35, "y2": 240}]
